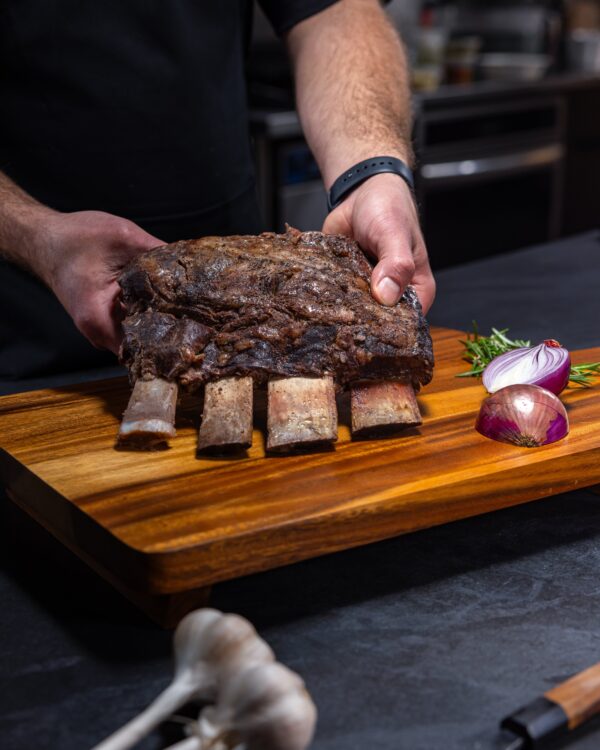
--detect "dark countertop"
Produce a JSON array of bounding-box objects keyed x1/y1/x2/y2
[{"x1": 2, "y1": 231, "x2": 600, "y2": 750}]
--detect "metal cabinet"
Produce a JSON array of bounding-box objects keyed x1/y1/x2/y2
[
  {"x1": 414, "y1": 94, "x2": 565, "y2": 268},
  {"x1": 251, "y1": 75, "x2": 599, "y2": 271}
]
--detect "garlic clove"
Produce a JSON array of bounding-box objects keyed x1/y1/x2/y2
[
  {"x1": 218, "y1": 663, "x2": 305, "y2": 717},
  {"x1": 173, "y1": 610, "x2": 274, "y2": 699},
  {"x1": 239, "y1": 690, "x2": 318, "y2": 750},
  {"x1": 212, "y1": 662, "x2": 317, "y2": 750},
  {"x1": 199, "y1": 613, "x2": 275, "y2": 681}
]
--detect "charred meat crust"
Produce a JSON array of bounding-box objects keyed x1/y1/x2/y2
[{"x1": 119, "y1": 228, "x2": 434, "y2": 391}]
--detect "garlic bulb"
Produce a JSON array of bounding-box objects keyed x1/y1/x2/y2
[
  {"x1": 198, "y1": 662, "x2": 317, "y2": 750},
  {"x1": 91, "y1": 609, "x2": 315, "y2": 750}
]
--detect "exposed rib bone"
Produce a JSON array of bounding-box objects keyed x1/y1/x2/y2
[
  {"x1": 118, "y1": 377, "x2": 178, "y2": 447},
  {"x1": 351, "y1": 380, "x2": 421, "y2": 438},
  {"x1": 197, "y1": 376, "x2": 254, "y2": 455},
  {"x1": 267, "y1": 376, "x2": 338, "y2": 453}
]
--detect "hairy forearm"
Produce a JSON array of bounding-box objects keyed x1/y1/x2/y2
[
  {"x1": 287, "y1": 0, "x2": 413, "y2": 188},
  {"x1": 0, "y1": 171, "x2": 55, "y2": 275}
]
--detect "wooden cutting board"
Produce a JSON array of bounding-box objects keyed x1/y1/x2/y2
[{"x1": 2, "y1": 327, "x2": 600, "y2": 626}]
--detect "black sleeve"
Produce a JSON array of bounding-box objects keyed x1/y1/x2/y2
[{"x1": 258, "y1": 0, "x2": 340, "y2": 36}]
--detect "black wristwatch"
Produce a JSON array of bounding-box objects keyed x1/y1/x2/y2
[{"x1": 327, "y1": 155, "x2": 414, "y2": 211}]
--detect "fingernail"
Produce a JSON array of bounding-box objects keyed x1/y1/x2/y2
[{"x1": 376, "y1": 277, "x2": 401, "y2": 306}]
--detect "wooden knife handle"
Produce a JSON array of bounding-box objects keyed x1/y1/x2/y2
[
  {"x1": 501, "y1": 662, "x2": 600, "y2": 746},
  {"x1": 545, "y1": 662, "x2": 600, "y2": 729}
]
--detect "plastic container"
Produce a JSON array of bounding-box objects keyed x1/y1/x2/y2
[{"x1": 567, "y1": 30, "x2": 600, "y2": 72}]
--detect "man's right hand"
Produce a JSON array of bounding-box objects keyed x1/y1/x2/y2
[{"x1": 32, "y1": 210, "x2": 163, "y2": 354}]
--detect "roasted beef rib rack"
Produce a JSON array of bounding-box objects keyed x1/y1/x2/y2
[{"x1": 117, "y1": 227, "x2": 433, "y2": 454}]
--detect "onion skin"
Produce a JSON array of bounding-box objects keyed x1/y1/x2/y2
[
  {"x1": 482, "y1": 340, "x2": 571, "y2": 395},
  {"x1": 475, "y1": 384, "x2": 569, "y2": 448}
]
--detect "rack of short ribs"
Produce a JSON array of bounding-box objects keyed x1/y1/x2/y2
[{"x1": 117, "y1": 227, "x2": 433, "y2": 455}]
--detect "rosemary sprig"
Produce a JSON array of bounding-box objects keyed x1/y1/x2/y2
[
  {"x1": 569, "y1": 362, "x2": 600, "y2": 388},
  {"x1": 456, "y1": 323, "x2": 600, "y2": 387},
  {"x1": 456, "y1": 323, "x2": 530, "y2": 378}
]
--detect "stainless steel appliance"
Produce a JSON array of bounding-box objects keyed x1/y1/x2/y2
[
  {"x1": 414, "y1": 92, "x2": 565, "y2": 268},
  {"x1": 252, "y1": 90, "x2": 566, "y2": 270}
]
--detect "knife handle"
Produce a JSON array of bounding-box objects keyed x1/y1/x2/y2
[
  {"x1": 545, "y1": 661, "x2": 600, "y2": 729},
  {"x1": 501, "y1": 662, "x2": 600, "y2": 746}
]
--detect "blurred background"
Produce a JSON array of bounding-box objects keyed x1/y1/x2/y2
[{"x1": 248, "y1": 0, "x2": 600, "y2": 270}]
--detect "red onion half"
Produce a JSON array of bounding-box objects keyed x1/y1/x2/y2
[
  {"x1": 476, "y1": 384, "x2": 569, "y2": 448},
  {"x1": 482, "y1": 340, "x2": 571, "y2": 395}
]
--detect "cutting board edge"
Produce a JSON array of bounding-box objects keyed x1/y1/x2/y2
[
  {"x1": 0, "y1": 448, "x2": 161, "y2": 594},
  {"x1": 139, "y1": 443, "x2": 600, "y2": 593},
  {"x1": 5, "y1": 441, "x2": 600, "y2": 596}
]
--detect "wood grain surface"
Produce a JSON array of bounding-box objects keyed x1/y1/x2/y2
[
  {"x1": 2, "y1": 327, "x2": 600, "y2": 614},
  {"x1": 546, "y1": 662, "x2": 600, "y2": 729}
]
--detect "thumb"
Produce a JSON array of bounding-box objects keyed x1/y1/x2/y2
[
  {"x1": 369, "y1": 229, "x2": 416, "y2": 307},
  {"x1": 112, "y1": 218, "x2": 165, "y2": 260},
  {"x1": 128, "y1": 225, "x2": 164, "y2": 252},
  {"x1": 139, "y1": 230, "x2": 164, "y2": 250}
]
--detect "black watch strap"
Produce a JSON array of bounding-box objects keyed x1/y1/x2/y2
[{"x1": 327, "y1": 155, "x2": 415, "y2": 211}]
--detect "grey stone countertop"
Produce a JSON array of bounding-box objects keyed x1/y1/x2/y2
[{"x1": 1, "y1": 231, "x2": 600, "y2": 750}]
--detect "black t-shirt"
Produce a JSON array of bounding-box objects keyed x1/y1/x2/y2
[
  {"x1": 0, "y1": 0, "x2": 337, "y2": 380},
  {"x1": 0, "y1": 0, "x2": 336, "y2": 227}
]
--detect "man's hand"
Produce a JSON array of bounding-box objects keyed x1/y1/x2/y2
[
  {"x1": 323, "y1": 174, "x2": 435, "y2": 313},
  {"x1": 288, "y1": 0, "x2": 436, "y2": 312},
  {"x1": 33, "y1": 211, "x2": 163, "y2": 353},
  {"x1": 0, "y1": 172, "x2": 162, "y2": 354}
]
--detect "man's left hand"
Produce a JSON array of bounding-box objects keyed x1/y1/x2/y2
[{"x1": 322, "y1": 173, "x2": 435, "y2": 314}]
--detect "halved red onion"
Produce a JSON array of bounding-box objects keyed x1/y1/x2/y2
[
  {"x1": 476, "y1": 384, "x2": 568, "y2": 448},
  {"x1": 482, "y1": 339, "x2": 571, "y2": 395}
]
